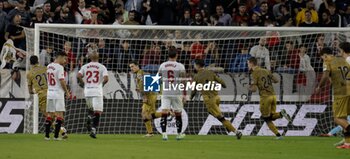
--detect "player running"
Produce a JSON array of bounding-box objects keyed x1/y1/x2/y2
[
  {"x1": 316, "y1": 47, "x2": 350, "y2": 149},
  {"x1": 191, "y1": 59, "x2": 242, "y2": 139},
  {"x1": 158, "y1": 48, "x2": 187, "y2": 140},
  {"x1": 46, "y1": 52, "x2": 70, "y2": 140},
  {"x1": 129, "y1": 61, "x2": 162, "y2": 137},
  {"x1": 77, "y1": 51, "x2": 109, "y2": 139},
  {"x1": 247, "y1": 57, "x2": 291, "y2": 140}
]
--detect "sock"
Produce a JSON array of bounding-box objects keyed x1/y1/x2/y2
[
  {"x1": 152, "y1": 112, "x2": 162, "y2": 119},
  {"x1": 92, "y1": 112, "x2": 100, "y2": 129},
  {"x1": 329, "y1": 125, "x2": 343, "y2": 136},
  {"x1": 160, "y1": 113, "x2": 168, "y2": 133},
  {"x1": 44, "y1": 117, "x2": 52, "y2": 138},
  {"x1": 222, "y1": 120, "x2": 236, "y2": 133},
  {"x1": 175, "y1": 113, "x2": 182, "y2": 134},
  {"x1": 54, "y1": 117, "x2": 63, "y2": 138},
  {"x1": 271, "y1": 112, "x2": 282, "y2": 120},
  {"x1": 144, "y1": 119, "x2": 153, "y2": 134},
  {"x1": 267, "y1": 121, "x2": 280, "y2": 136}
]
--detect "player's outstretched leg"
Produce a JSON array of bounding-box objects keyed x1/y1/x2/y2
[
  {"x1": 175, "y1": 112, "x2": 185, "y2": 140},
  {"x1": 218, "y1": 116, "x2": 242, "y2": 140},
  {"x1": 143, "y1": 119, "x2": 154, "y2": 137},
  {"x1": 54, "y1": 116, "x2": 63, "y2": 140},
  {"x1": 90, "y1": 112, "x2": 101, "y2": 139},
  {"x1": 160, "y1": 112, "x2": 168, "y2": 140},
  {"x1": 262, "y1": 115, "x2": 282, "y2": 139},
  {"x1": 44, "y1": 116, "x2": 53, "y2": 140}
]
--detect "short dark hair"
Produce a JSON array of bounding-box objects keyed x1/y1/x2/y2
[
  {"x1": 30, "y1": 55, "x2": 39, "y2": 65},
  {"x1": 56, "y1": 51, "x2": 67, "y2": 57},
  {"x1": 168, "y1": 47, "x2": 177, "y2": 58},
  {"x1": 339, "y1": 42, "x2": 350, "y2": 53},
  {"x1": 319, "y1": 47, "x2": 333, "y2": 56},
  {"x1": 247, "y1": 57, "x2": 258, "y2": 65},
  {"x1": 194, "y1": 59, "x2": 205, "y2": 67},
  {"x1": 129, "y1": 60, "x2": 139, "y2": 66},
  {"x1": 298, "y1": 44, "x2": 307, "y2": 49}
]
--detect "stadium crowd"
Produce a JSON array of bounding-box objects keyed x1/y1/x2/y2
[{"x1": 0, "y1": 0, "x2": 349, "y2": 75}]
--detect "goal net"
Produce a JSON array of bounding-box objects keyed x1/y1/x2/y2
[{"x1": 23, "y1": 24, "x2": 350, "y2": 136}]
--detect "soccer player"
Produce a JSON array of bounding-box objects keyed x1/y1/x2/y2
[
  {"x1": 191, "y1": 59, "x2": 242, "y2": 139},
  {"x1": 77, "y1": 51, "x2": 109, "y2": 138},
  {"x1": 129, "y1": 61, "x2": 162, "y2": 137},
  {"x1": 247, "y1": 57, "x2": 291, "y2": 140},
  {"x1": 46, "y1": 52, "x2": 70, "y2": 140},
  {"x1": 158, "y1": 48, "x2": 186, "y2": 140},
  {"x1": 315, "y1": 47, "x2": 350, "y2": 149},
  {"x1": 27, "y1": 55, "x2": 68, "y2": 139}
]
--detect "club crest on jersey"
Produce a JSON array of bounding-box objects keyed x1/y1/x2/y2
[{"x1": 143, "y1": 73, "x2": 161, "y2": 92}]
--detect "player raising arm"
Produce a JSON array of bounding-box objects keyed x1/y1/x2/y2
[
  {"x1": 129, "y1": 61, "x2": 162, "y2": 137},
  {"x1": 315, "y1": 47, "x2": 350, "y2": 149},
  {"x1": 191, "y1": 59, "x2": 242, "y2": 139},
  {"x1": 46, "y1": 52, "x2": 70, "y2": 140},
  {"x1": 247, "y1": 57, "x2": 291, "y2": 140},
  {"x1": 77, "y1": 51, "x2": 109, "y2": 139}
]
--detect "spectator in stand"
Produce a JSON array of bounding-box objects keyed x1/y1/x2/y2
[
  {"x1": 233, "y1": 3, "x2": 249, "y2": 26},
  {"x1": 310, "y1": 34, "x2": 327, "y2": 72},
  {"x1": 97, "y1": 38, "x2": 110, "y2": 65},
  {"x1": 298, "y1": 44, "x2": 314, "y2": 72},
  {"x1": 30, "y1": 7, "x2": 46, "y2": 28},
  {"x1": 299, "y1": 10, "x2": 319, "y2": 27},
  {"x1": 296, "y1": 0, "x2": 318, "y2": 26},
  {"x1": 141, "y1": 42, "x2": 161, "y2": 73},
  {"x1": 249, "y1": 38, "x2": 271, "y2": 70},
  {"x1": 248, "y1": 12, "x2": 263, "y2": 26},
  {"x1": 319, "y1": 10, "x2": 337, "y2": 27},
  {"x1": 255, "y1": 1, "x2": 275, "y2": 25},
  {"x1": 190, "y1": 12, "x2": 208, "y2": 26},
  {"x1": 273, "y1": 0, "x2": 284, "y2": 19},
  {"x1": 140, "y1": 0, "x2": 159, "y2": 25},
  {"x1": 123, "y1": 10, "x2": 139, "y2": 25},
  {"x1": 115, "y1": 40, "x2": 135, "y2": 73},
  {"x1": 6, "y1": 0, "x2": 31, "y2": 26},
  {"x1": 83, "y1": 8, "x2": 102, "y2": 24},
  {"x1": 204, "y1": 42, "x2": 220, "y2": 67},
  {"x1": 190, "y1": 33, "x2": 205, "y2": 60},
  {"x1": 53, "y1": 6, "x2": 75, "y2": 24},
  {"x1": 95, "y1": 0, "x2": 115, "y2": 24},
  {"x1": 158, "y1": 0, "x2": 177, "y2": 25},
  {"x1": 2, "y1": 0, "x2": 13, "y2": 13},
  {"x1": 229, "y1": 44, "x2": 251, "y2": 73},
  {"x1": 64, "y1": 41, "x2": 76, "y2": 72},
  {"x1": 115, "y1": 3, "x2": 128, "y2": 23},
  {"x1": 75, "y1": 0, "x2": 91, "y2": 24},
  {"x1": 0, "y1": 1, "x2": 7, "y2": 48},
  {"x1": 39, "y1": 44, "x2": 54, "y2": 66},
  {"x1": 215, "y1": 4, "x2": 231, "y2": 26},
  {"x1": 276, "y1": 41, "x2": 299, "y2": 74},
  {"x1": 331, "y1": 37, "x2": 340, "y2": 55},
  {"x1": 178, "y1": 41, "x2": 191, "y2": 70},
  {"x1": 125, "y1": 0, "x2": 143, "y2": 13},
  {"x1": 113, "y1": 13, "x2": 123, "y2": 25},
  {"x1": 5, "y1": 14, "x2": 25, "y2": 50},
  {"x1": 42, "y1": 1, "x2": 53, "y2": 23},
  {"x1": 290, "y1": 0, "x2": 306, "y2": 17},
  {"x1": 178, "y1": 9, "x2": 192, "y2": 25},
  {"x1": 343, "y1": 5, "x2": 350, "y2": 27},
  {"x1": 276, "y1": 4, "x2": 294, "y2": 26},
  {"x1": 328, "y1": 3, "x2": 342, "y2": 27},
  {"x1": 210, "y1": 14, "x2": 223, "y2": 26}
]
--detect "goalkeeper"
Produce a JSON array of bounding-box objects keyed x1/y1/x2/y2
[{"x1": 129, "y1": 61, "x2": 162, "y2": 137}]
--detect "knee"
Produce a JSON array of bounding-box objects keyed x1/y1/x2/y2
[
  {"x1": 261, "y1": 115, "x2": 273, "y2": 122},
  {"x1": 216, "y1": 116, "x2": 226, "y2": 122}
]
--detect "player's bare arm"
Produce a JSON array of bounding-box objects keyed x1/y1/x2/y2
[
  {"x1": 60, "y1": 79, "x2": 70, "y2": 98},
  {"x1": 77, "y1": 73, "x2": 85, "y2": 87},
  {"x1": 102, "y1": 76, "x2": 109, "y2": 86},
  {"x1": 316, "y1": 70, "x2": 330, "y2": 94}
]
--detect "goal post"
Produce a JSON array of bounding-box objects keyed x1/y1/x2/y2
[{"x1": 23, "y1": 24, "x2": 350, "y2": 136}]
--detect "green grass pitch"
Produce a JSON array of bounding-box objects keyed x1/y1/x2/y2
[{"x1": 0, "y1": 134, "x2": 349, "y2": 159}]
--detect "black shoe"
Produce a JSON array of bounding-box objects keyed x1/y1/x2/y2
[
  {"x1": 236, "y1": 131, "x2": 242, "y2": 140},
  {"x1": 89, "y1": 128, "x2": 97, "y2": 139}
]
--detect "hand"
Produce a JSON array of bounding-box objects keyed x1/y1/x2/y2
[
  {"x1": 66, "y1": 91, "x2": 71, "y2": 99},
  {"x1": 315, "y1": 86, "x2": 321, "y2": 94},
  {"x1": 182, "y1": 95, "x2": 187, "y2": 104},
  {"x1": 143, "y1": 97, "x2": 148, "y2": 103}
]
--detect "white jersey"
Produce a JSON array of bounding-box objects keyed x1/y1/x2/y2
[
  {"x1": 47, "y1": 63, "x2": 66, "y2": 99},
  {"x1": 158, "y1": 61, "x2": 186, "y2": 96},
  {"x1": 346, "y1": 56, "x2": 350, "y2": 64},
  {"x1": 78, "y1": 62, "x2": 108, "y2": 97}
]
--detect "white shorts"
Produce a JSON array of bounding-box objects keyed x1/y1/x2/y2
[
  {"x1": 161, "y1": 96, "x2": 183, "y2": 112},
  {"x1": 86, "y1": 97, "x2": 103, "y2": 112},
  {"x1": 46, "y1": 99, "x2": 65, "y2": 112}
]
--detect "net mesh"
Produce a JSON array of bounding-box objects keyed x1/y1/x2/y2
[{"x1": 23, "y1": 25, "x2": 350, "y2": 136}]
